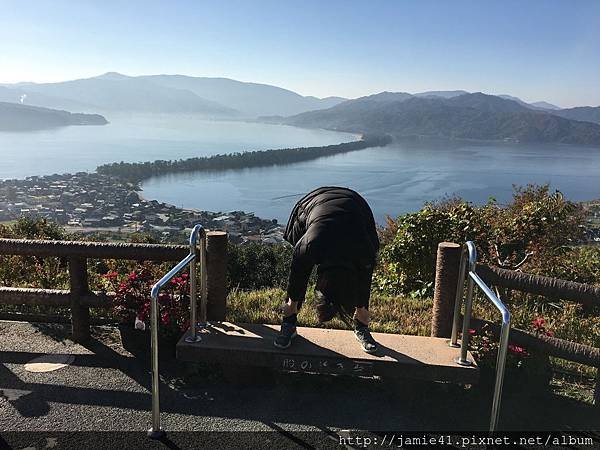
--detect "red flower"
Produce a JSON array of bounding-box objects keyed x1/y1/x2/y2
[
  {"x1": 545, "y1": 330, "x2": 554, "y2": 337},
  {"x1": 103, "y1": 271, "x2": 119, "y2": 279},
  {"x1": 161, "y1": 311, "x2": 170, "y2": 325},
  {"x1": 468, "y1": 328, "x2": 477, "y2": 336},
  {"x1": 532, "y1": 317, "x2": 545, "y2": 330},
  {"x1": 508, "y1": 344, "x2": 529, "y2": 357},
  {"x1": 128, "y1": 272, "x2": 138, "y2": 281}
]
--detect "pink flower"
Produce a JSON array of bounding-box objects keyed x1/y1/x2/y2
[
  {"x1": 128, "y1": 272, "x2": 138, "y2": 281},
  {"x1": 161, "y1": 311, "x2": 170, "y2": 325},
  {"x1": 104, "y1": 271, "x2": 119, "y2": 279},
  {"x1": 546, "y1": 330, "x2": 554, "y2": 337},
  {"x1": 468, "y1": 328, "x2": 477, "y2": 336}
]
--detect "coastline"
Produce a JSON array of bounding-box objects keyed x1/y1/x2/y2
[{"x1": 0, "y1": 133, "x2": 391, "y2": 243}]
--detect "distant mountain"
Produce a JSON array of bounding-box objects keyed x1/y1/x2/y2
[
  {"x1": 0, "y1": 101, "x2": 108, "y2": 131},
  {"x1": 11, "y1": 74, "x2": 237, "y2": 116},
  {"x1": 139, "y1": 74, "x2": 347, "y2": 117},
  {"x1": 449, "y1": 92, "x2": 530, "y2": 113},
  {"x1": 0, "y1": 86, "x2": 97, "y2": 113},
  {"x1": 498, "y1": 94, "x2": 560, "y2": 111},
  {"x1": 258, "y1": 91, "x2": 412, "y2": 125},
  {"x1": 279, "y1": 92, "x2": 600, "y2": 145},
  {"x1": 530, "y1": 101, "x2": 561, "y2": 110},
  {"x1": 415, "y1": 90, "x2": 469, "y2": 99},
  {"x1": 2, "y1": 73, "x2": 346, "y2": 118},
  {"x1": 551, "y1": 106, "x2": 600, "y2": 125}
]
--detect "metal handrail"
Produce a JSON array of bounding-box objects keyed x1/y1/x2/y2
[
  {"x1": 450, "y1": 241, "x2": 511, "y2": 433},
  {"x1": 147, "y1": 224, "x2": 207, "y2": 439}
]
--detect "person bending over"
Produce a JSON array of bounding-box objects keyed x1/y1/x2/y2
[{"x1": 274, "y1": 186, "x2": 380, "y2": 354}]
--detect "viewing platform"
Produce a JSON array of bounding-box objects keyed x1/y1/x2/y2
[{"x1": 177, "y1": 322, "x2": 479, "y2": 384}]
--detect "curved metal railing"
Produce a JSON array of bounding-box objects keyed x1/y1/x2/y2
[
  {"x1": 450, "y1": 241, "x2": 511, "y2": 433},
  {"x1": 148, "y1": 224, "x2": 207, "y2": 439}
]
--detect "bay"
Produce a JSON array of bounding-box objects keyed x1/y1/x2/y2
[
  {"x1": 0, "y1": 114, "x2": 356, "y2": 179},
  {"x1": 1, "y1": 115, "x2": 599, "y2": 225},
  {"x1": 142, "y1": 139, "x2": 600, "y2": 224}
]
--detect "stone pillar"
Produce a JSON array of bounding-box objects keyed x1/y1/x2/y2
[
  {"x1": 431, "y1": 242, "x2": 462, "y2": 338},
  {"x1": 69, "y1": 257, "x2": 90, "y2": 343},
  {"x1": 206, "y1": 231, "x2": 228, "y2": 321}
]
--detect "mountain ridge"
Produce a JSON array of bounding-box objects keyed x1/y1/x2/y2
[
  {"x1": 2, "y1": 72, "x2": 347, "y2": 118},
  {"x1": 276, "y1": 92, "x2": 600, "y2": 145}
]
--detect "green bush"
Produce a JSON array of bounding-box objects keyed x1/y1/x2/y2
[
  {"x1": 0, "y1": 217, "x2": 72, "y2": 288},
  {"x1": 374, "y1": 198, "x2": 484, "y2": 296},
  {"x1": 227, "y1": 242, "x2": 292, "y2": 291},
  {"x1": 374, "y1": 185, "x2": 588, "y2": 297}
]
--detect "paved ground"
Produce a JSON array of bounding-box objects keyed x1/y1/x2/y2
[{"x1": 0, "y1": 321, "x2": 598, "y2": 449}]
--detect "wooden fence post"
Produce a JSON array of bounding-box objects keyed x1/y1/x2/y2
[
  {"x1": 431, "y1": 242, "x2": 462, "y2": 338},
  {"x1": 69, "y1": 257, "x2": 90, "y2": 343},
  {"x1": 595, "y1": 370, "x2": 600, "y2": 409},
  {"x1": 206, "y1": 231, "x2": 228, "y2": 321}
]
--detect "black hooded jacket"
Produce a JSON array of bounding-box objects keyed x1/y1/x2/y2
[{"x1": 284, "y1": 186, "x2": 380, "y2": 303}]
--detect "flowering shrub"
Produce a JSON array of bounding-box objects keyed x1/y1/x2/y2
[
  {"x1": 468, "y1": 324, "x2": 530, "y2": 370},
  {"x1": 531, "y1": 317, "x2": 554, "y2": 337},
  {"x1": 102, "y1": 263, "x2": 191, "y2": 339},
  {"x1": 468, "y1": 317, "x2": 553, "y2": 389}
]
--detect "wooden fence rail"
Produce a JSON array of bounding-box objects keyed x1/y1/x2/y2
[
  {"x1": 477, "y1": 263, "x2": 600, "y2": 308},
  {"x1": 0, "y1": 236, "x2": 227, "y2": 343},
  {"x1": 0, "y1": 238, "x2": 188, "y2": 261}
]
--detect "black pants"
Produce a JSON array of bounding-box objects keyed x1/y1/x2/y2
[{"x1": 308, "y1": 258, "x2": 374, "y2": 312}]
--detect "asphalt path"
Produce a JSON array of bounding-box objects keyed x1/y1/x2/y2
[{"x1": 0, "y1": 321, "x2": 597, "y2": 449}]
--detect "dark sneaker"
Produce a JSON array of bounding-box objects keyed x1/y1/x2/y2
[
  {"x1": 274, "y1": 322, "x2": 297, "y2": 349},
  {"x1": 355, "y1": 326, "x2": 378, "y2": 354}
]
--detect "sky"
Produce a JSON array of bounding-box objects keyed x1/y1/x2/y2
[{"x1": 1, "y1": 0, "x2": 599, "y2": 107}]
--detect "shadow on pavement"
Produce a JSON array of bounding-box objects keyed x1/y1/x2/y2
[{"x1": 1, "y1": 323, "x2": 598, "y2": 434}]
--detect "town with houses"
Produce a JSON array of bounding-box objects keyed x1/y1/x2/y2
[
  {"x1": 0, "y1": 172, "x2": 285, "y2": 244},
  {"x1": 0, "y1": 172, "x2": 599, "y2": 246}
]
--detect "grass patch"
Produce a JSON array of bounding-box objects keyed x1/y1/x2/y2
[{"x1": 227, "y1": 287, "x2": 433, "y2": 336}]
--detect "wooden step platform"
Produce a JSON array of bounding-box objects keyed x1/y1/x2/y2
[{"x1": 176, "y1": 322, "x2": 479, "y2": 384}]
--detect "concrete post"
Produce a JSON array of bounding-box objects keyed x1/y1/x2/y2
[
  {"x1": 69, "y1": 256, "x2": 90, "y2": 343},
  {"x1": 431, "y1": 242, "x2": 462, "y2": 338},
  {"x1": 206, "y1": 231, "x2": 228, "y2": 321}
]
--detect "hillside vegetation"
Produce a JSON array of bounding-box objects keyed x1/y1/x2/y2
[
  {"x1": 553, "y1": 106, "x2": 600, "y2": 124},
  {"x1": 278, "y1": 92, "x2": 600, "y2": 144}
]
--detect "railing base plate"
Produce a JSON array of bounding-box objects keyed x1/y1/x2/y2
[
  {"x1": 454, "y1": 356, "x2": 473, "y2": 367},
  {"x1": 147, "y1": 428, "x2": 166, "y2": 440},
  {"x1": 447, "y1": 340, "x2": 460, "y2": 348}
]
